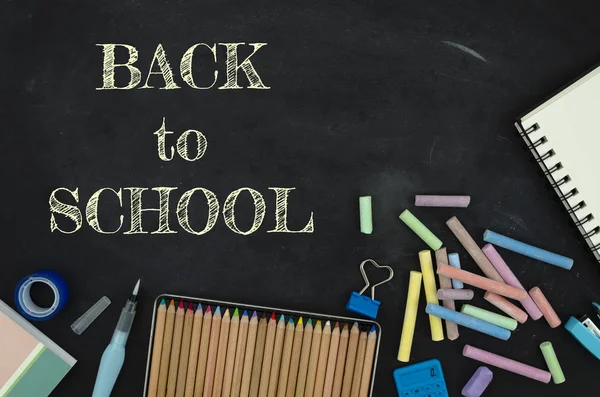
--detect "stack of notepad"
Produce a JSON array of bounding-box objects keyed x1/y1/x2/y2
[{"x1": 0, "y1": 300, "x2": 76, "y2": 397}]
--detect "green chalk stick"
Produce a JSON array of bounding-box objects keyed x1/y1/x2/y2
[
  {"x1": 461, "y1": 304, "x2": 518, "y2": 331},
  {"x1": 359, "y1": 196, "x2": 373, "y2": 234},
  {"x1": 540, "y1": 341, "x2": 565, "y2": 384},
  {"x1": 399, "y1": 209, "x2": 442, "y2": 250}
]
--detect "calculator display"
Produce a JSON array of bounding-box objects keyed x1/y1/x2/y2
[{"x1": 397, "y1": 365, "x2": 439, "y2": 385}]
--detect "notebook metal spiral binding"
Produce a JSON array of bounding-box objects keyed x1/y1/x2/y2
[{"x1": 519, "y1": 123, "x2": 599, "y2": 255}]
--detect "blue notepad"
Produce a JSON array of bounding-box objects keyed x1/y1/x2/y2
[{"x1": 393, "y1": 359, "x2": 448, "y2": 397}]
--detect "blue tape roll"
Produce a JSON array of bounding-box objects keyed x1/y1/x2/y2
[{"x1": 14, "y1": 270, "x2": 69, "y2": 321}]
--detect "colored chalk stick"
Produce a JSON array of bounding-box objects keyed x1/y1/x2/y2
[
  {"x1": 415, "y1": 195, "x2": 471, "y2": 208},
  {"x1": 482, "y1": 244, "x2": 543, "y2": 321},
  {"x1": 435, "y1": 248, "x2": 459, "y2": 341},
  {"x1": 484, "y1": 292, "x2": 528, "y2": 324},
  {"x1": 539, "y1": 342, "x2": 565, "y2": 384},
  {"x1": 446, "y1": 217, "x2": 504, "y2": 282},
  {"x1": 400, "y1": 210, "x2": 443, "y2": 250},
  {"x1": 437, "y1": 289, "x2": 474, "y2": 301},
  {"x1": 426, "y1": 304, "x2": 510, "y2": 340},
  {"x1": 437, "y1": 264, "x2": 528, "y2": 301},
  {"x1": 359, "y1": 196, "x2": 373, "y2": 234},
  {"x1": 483, "y1": 230, "x2": 573, "y2": 270},
  {"x1": 448, "y1": 253, "x2": 464, "y2": 289},
  {"x1": 461, "y1": 366, "x2": 493, "y2": 397},
  {"x1": 397, "y1": 271, "x2": 422, "y2": 362},
  {"x1": 463, "y1": 345, "x2": 551, "y2": 383},
  {"x1": 529, "y1": 287, "x2": 561, "y2": 328},
  {"x1": 419, "y1": 251, "x2": 444, "y2": 341},
  {"x1": 461, "y1": 304, "x2": 518, "y2": 331}
]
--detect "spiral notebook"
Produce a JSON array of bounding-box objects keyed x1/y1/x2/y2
[
  {"x1": 515, "y1": 65, "x2": 600, "y2": 264},
  {"x1": 0, "y1": 300, "x2": 76, "y2": 397}
]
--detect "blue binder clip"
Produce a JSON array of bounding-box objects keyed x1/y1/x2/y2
[
  {"x1": 565, "y1": 302, "x2": 600, "y2": 360},
  {"x1": 346, "y1": 259, "x2": 394, "y2": 319}
]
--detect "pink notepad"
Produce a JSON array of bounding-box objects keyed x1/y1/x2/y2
[{"x1": 0, "y1": 300, "x2": 76, "y2": 397}]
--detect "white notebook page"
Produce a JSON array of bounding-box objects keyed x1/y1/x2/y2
[{"x1": 518, "y1": 65, "x2": 600, "y2": 261}]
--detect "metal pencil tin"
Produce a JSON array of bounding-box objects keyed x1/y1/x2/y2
[{"x1": 143, "y1": 293, "x2": 382, "y2": 396}]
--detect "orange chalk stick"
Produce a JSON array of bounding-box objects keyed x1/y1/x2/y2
[
  {"x1": 484, "y1": 292, "x2": 528, "y2": 324},
  {"x1": 437, "y1": 264, "x2": 527, "y2": 301},
  {"x1": 529, "y1": 287, "x2": 561, "y2": 328}
]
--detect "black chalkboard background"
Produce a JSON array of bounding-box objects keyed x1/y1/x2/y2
[{"x1": 2, "y1": 1, "x2": 600, "y2": 396}]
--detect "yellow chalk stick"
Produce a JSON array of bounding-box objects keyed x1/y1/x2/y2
[
  {"x1": 419, "y1": 250, "x2": 444, "y2": 341},
  {"x1": 398, "y1": 271, "x2": 422, "y2": 362}
]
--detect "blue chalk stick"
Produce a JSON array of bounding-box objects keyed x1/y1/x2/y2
[
  {"x1": 448, "y1": 253, "x2": 464, "y2": 289},
  {"x1": 425, "y1": 303, "x2": 511, "y2": 341},
  {"x1": 483, "y1": 230, "x2": 573, "y2": 270}
]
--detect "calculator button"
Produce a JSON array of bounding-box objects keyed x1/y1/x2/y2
[
  {"x1": 423, "y1": 385, "x2": 431, "y2": 391},
  {"x1": 434, "y1": 383, "x2": 442, "y2": 388},
  {"x1": 401, "y1": 392, "x2": 412, "y2": 396},
  {"x1": 413, "y1": 389, "x2": 421, "y2": 394}
]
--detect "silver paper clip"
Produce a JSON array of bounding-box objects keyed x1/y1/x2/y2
[{"x1": 346, "y1": 259, "x2": 394, "y2": 319}]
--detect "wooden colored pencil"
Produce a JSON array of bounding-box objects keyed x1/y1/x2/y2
[
  {"x1": 222, "y1": 309, "x2": 241, "y2": 397},
  {"x1": 331, "y1": 324, "x2": 349, "y2": 397},
  {"x1": 322, "y1": 322, "x2": 341, "y2": 397},
  {"x1": 231, "y1": 311, "x2": 250, "y2": 397},
  {"x1": 203, "y1": 306, "x2": 223, "y2": 397},
  {"x1": 285, "y1": 318, "x2": 305, "y2": 397},
  {"x1": 184, "y1": 305, "x2": 203, "y2": 397},
  {"x1": 294, "y1": 319, "x2": 314, "y2": 397},
  {"x1": 276, "y1": 318, "x2": 296, "y2": 397},
  {"x1": 175, "y1": 303, "x2": 195, "y2": 397},
  {"x1": 212, "y1": 308, "x2": 232, "y2": 397},
  {"x1": 358, "y1": 327, "x2": 377, "y2": 397},
  {"x1": 193, "y1": 306, "x2": 213, "y2": 397},
  {"x1": 304, "y1": 320, "x2": 323, "y2": 397},
  {"x1": 249, "y1": 315, "x2": 269, "y2": 397},
  {"x1": 258, "y1": 313, "x2": 278, "y2": 397},
  {"x1": 349, "y1": 331, "x2": 368, "y2": 397},
  {"x1": 267, "y1": 315, "x2": 287, "y2": 397},
  {"x1": 314, "y1": 321, "x2": 332, "y2": 397},
  {"x1": 166, "y1": 301, "x2": 186, "y2": 397},
  {"x1": 340, "y1": 323, "x2": 360, "y2": 397},
  {"x1": 158, "y1": 300, "x2": 177, "y2": 397},
  {"x1": 148, "y1": 299, "x2": 167, "y2": 397},
  {"x1": 239, "y1": 311, "x2": 259, "y2": 397}
]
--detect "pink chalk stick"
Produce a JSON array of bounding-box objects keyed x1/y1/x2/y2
[
  {"x1": 415, "y1": 195, "x2": 471, "y2": 208},
  {"x1": 529, "y1": 287, "x2": 562, "y2": 328},
  {"x1": 482, "y1": 244, "x2": 543, "y2": 320},
  {"x1": 484, "y1": 292, "x2": 528, "y2": 324},
  {"x1": 463, "y1": 345, "x2": 551, "y2": 383}
]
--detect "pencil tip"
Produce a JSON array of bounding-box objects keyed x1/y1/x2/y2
[
  {"x1": 279, "y1": 314, "x2": 285, "y2": 322},
  {"x1": 215, "y1": 306, "x2": 221, "y2": 314},
  {"x1": 343, "y1": 323, "x2": 349, "y2": 330},
  {"x1": 187, "y1": 302, "x2": 193, "y2": 310},
  {"x1": 370, "y1": 325, "x2": 376, "y2": 332},
  {"x1": 298, "y1": 317, "x2": 303, "y2": 325},
  {"x1": 178, "y1": 301, "x2": 184, "y2": 309},
  {"x1": 169, "y1": 299, "x2": 175, "y2": 306},
  {"x1": 224, "y1": 308, "x2": 230, "y2": 316},
  {"x1": 206, "y1": 305, "x2": 211, "y2": 313},
  {"x1": 316, "y1": 320, "x2": 322, "y2": 326},
  {"x1": 307, "y1": 318, "x2": 313, "y2": 325},
  {"x1": 160, "y1": 298, "x2": 166, "y2": 305},
  {"x1": 243, "y1": 310, "x2": 248, "y2": 317},
  {"x1": 288, "y1": 317, "x2": 294, "y2": 324},
  {"x1": 270, "y1": 312, "x2": 276, "y2": 321},
  {"x1": 233, "y1": 308, "x2": 239, "y2": 317},
  {"x1": 334, "y1": 321, "x2": 339, "y2": 328},
  {"x1": 252, "y1": 311, "x2": 258, "y2": 318}
]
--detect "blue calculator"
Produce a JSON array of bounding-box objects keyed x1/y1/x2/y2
[{"x1": 393, "y1": 359, "x2": 449, "y2": 397}]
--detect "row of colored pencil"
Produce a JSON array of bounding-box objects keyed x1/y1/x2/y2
[{"x1": 146, "y1": 300, "x2": 377, "y2": 397}]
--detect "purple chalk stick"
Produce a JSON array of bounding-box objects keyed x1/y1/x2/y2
[
  {"x1": 462, "y1": 366, "x2": 493, "y2": 397},
  {"x1": 415, "y1": 195, "x2": 471, "y2": 208}
]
